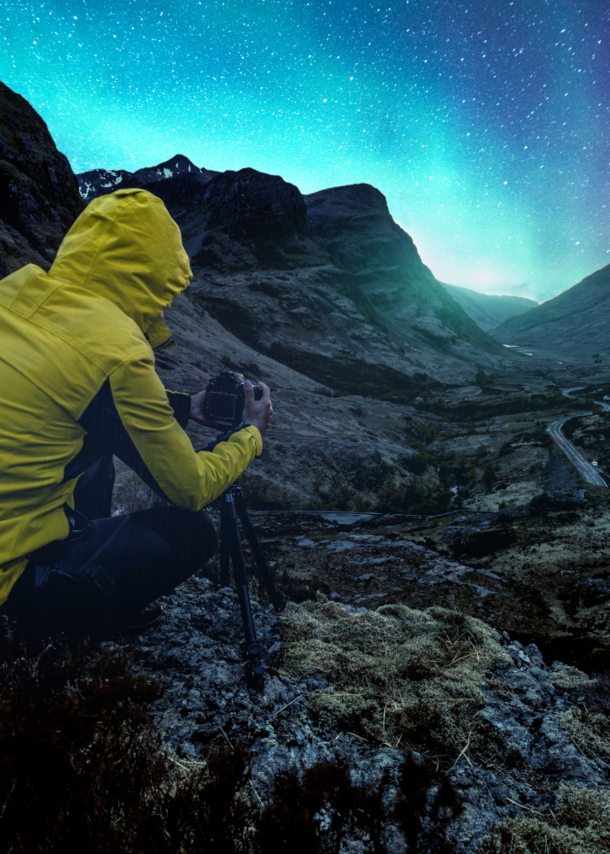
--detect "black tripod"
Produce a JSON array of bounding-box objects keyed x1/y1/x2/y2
[{"x1": 219, "y1": 482, "x2": 286, "y2": 690}]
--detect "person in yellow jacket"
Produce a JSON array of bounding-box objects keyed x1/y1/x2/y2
[{"x1": 0, "y1": 188, "x2": 272, "y2": 639}]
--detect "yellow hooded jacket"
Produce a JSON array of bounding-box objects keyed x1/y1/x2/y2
[{"x1": 0, "y1": 188, "x2": 262, "y2": 606}]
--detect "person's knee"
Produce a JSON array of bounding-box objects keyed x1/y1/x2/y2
[
  {"x1": 174, "y1": 507, "x2": 218, "y2": 566},
  {"x1": 130, "y1": 506, "x2": 218, "y2": 569}
]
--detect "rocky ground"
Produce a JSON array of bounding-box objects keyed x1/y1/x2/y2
[
  {"x1": 119, "y1": 562, "x2": 610, "y2": 852},
  {"x1": 108, "y1": 374, "x2": 610, "y2": 852},
  {"x1": 104, "y1": 343, "x2": 610, "y2": 853}
]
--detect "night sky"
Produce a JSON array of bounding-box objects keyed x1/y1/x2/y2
[{"x1": 1, "y1": 1, "x2": 609, "y2": 301}]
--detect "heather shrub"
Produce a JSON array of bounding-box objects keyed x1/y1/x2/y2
[{"x1": 0, "y1": 617, "x2": 462, "y2": 852}]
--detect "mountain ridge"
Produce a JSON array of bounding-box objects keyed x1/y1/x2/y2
[
  {"x1": 107, "y1": 160, "x2": 508, "y2": 388},
  {"x1": 441, "y1": 283, "x2": 538, "y2": 332},
  {"x1": 0, "y1": 82, "x2": 84, "y2": 276},
  {"x1": 493, "y1": 264, "x2": 610, "y2": 356},
  {"x1": 78, "y1": 154, "x2": 217, "y2": 202}
]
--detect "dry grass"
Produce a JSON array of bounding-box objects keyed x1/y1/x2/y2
[
  {"x1": 558, "y1": 708, "x2": 610, "y2": 762},
  {"x1": 280, "y1": 598, "x2": 512, "y2": 757},
  {"x1": 479, "y1": 786, "x2": 610, "y2": 853},
  {"x1": 557, "y1": 672, "x2": 610, "y2": 763},
  {"x1": 547, "y1": 663, "x2": 593, "y2": 691}
]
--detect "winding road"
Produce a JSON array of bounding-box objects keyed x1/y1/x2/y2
[{"x1": 546, "y1": 390, "x2": 609, "y2": 487}]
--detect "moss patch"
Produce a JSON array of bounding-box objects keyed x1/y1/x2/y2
[
  {"x1": 280, "y1": 600, "x2": 512, "y2": 757},
  {"x1": 558, "y1": 707, "x2": 610, "y2": 762}
]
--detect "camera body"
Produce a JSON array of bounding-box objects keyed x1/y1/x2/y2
[{"x1": 204, "y1": 370, "x2": 263, "y2": 431}]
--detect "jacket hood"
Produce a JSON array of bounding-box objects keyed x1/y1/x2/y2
[{"x1": 50, "y1": 188, "x2": 192, "y2": 349}]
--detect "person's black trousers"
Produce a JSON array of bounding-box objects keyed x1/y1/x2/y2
[{"x1": 4, "y1": 385, "x2": 217, "y2": 641}]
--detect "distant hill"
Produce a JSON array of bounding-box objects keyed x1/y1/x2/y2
[
  {"x1": 493, "y1": 264, "x2": 610, "y2": 356},
  {"x1": 441, "y1": 283, "x2": 538, "y2": 332}
]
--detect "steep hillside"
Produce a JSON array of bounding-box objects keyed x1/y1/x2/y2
[
  {"x1": 493, "y1": 264, "x2": 610, "y2": 355},
  {"x1": 441, "y1": 282, "x2": 537, "y2": 332},
  {"x1": 305, "y1": 184, "x2": 501, "y2": 355},
  {"x1": 143, "y1": 167, "x2": 508, "y2": 389},
  {"x1": 0, "y1": 82, "x2": 84, "y2": 275}
]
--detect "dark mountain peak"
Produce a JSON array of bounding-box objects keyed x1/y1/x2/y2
[
  {"x1": 78, "y1": 168, "x2": 130, "y2": 201},
  {"x1": 125, "y1": 154, "x2": 217, "y2": 189},
  {"x1": 305, "y1": 179, "x2": 420, "y2": 277},
  {"x1": 77, "y1": 153, "x2": 218, "y2": 202},
  {"x1": 149, "y1": 166, "x2": 324, "y2": 271},
  {"x1": 203, "y1": 167, "x2": 309, "y2": 240},
  {"x1": 306, "y1": 182, "x2": 390, "y2": 214},
  {"x1": 0, "y1": 82, "x2": 84, "y2": 274},
  {"x1": 139, "y1": 153, "x2": 199, "y2": 177}
]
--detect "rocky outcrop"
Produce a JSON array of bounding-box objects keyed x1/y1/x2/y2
[
  {"x1": 150, "y1": 166, "x2": 327, "y2": 271},
  {"x1": 126, "y1": 568, "x2": 610, "y2": 853},
  {"x1": 441, "y1": 283, "x2": 538, "y2": 332},
  {"x1": 0, "y1": 82, "x2": 84, "y2": 275},
  {"x1": 78, "y1": 154, "x2": 217, "y2": 201},
  {"x1": 493, "y1": 264, "x2": 610, "y2": 355}
]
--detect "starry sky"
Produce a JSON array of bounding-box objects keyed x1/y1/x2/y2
[{"x1": 1, "y1": 0, "x2": 609, "y2": 301}]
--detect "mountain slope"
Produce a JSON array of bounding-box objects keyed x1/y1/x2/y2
[
  {"x1": 441, "y1": 283, "x2": 538, "y2": 332},
  {"x1": 305, "y1": 184, "x2": 501, "y2": 355},
  {"x1": 493, "y1": 264, "x2": 610, "y2": 355},
  {"x1": 0, "y1": 82, "x2": 84, "y2": 276},
  {"x1": 141, "y1": 168, "x2": 507, "y2": 390}
]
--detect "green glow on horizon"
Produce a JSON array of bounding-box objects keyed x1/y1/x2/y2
[{"x1": 1, "y1": 0, "x2": 608, "y2": 302}]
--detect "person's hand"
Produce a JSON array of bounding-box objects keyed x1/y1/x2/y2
[
  {"x1": 189, "y1": 389, "x2": 213, "y2": 427},
  {"x1": 242, "y1": 381, "x2": 273, "y2": 435}
]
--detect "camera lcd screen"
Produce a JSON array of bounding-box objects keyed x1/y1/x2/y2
[{"x1": 208, "y1": 390, "x2": 239, "y2": 421}]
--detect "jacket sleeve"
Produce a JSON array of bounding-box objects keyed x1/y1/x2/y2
[{"x1": 108, "y1": 352, "x2": 262, "y2": 511}]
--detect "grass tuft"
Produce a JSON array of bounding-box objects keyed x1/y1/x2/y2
[{"x1": 280, "y1": 600, "x2": 512, "y2": 759}]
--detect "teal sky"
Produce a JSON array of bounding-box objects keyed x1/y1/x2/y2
[{"x1": 1, "y1": 0, "x2": 609, "y2": 301}]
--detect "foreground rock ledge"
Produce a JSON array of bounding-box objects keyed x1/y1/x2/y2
[{"x1": 123, "y1": 575, "x2": 610, "y2": 853}]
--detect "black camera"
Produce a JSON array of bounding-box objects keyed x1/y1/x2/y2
[{"x1": 204, "y1": 371, "x2": 263, "y2": 431}]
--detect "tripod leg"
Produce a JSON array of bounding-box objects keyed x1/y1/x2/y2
[
  {"x1": 233, "y1": 486, "x2": 287, "y2": 611},
  {"x1": 219, "y1": 496, "x2": 231, "y2": 587},
  {"x1": 223, "y1": 492, "x2": 266, "y2": 690}
]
